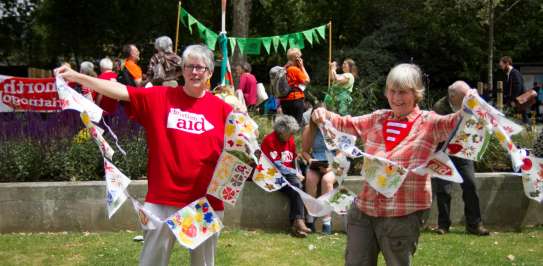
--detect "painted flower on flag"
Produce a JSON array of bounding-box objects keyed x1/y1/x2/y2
[
  {"x1": 222, "y1": 186, "x2": 236, "y2": 201},
  {"x1": 204, "y1": 212, "x2": 214, "y2": 224},
  {"x1": 138, "y1": 209, "x2": 149, "y2": 225},
  {"x1": 275, "y1": 177, "x2": 286, "y2": 186},
  {"x1": 466, "y1": 98, "x2": 478, "y2": 109},
  {"x1": 266, "y1": 168, "x2": 277, "y2": 176},
  {"x1": 377, "y1": 175, "x2": 387, "y2": 188},
  {"x1": 264, "y1": 183, "x2": 275, "y2": 191}
]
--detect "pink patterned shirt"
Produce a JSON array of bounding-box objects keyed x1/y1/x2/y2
[{"x1": 331, "y1": 106, "x2": 461, "y2": 217}]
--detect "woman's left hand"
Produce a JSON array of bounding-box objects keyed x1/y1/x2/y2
[{"x1": 296, "y1": 173, "x2": 305, "y2": 182}]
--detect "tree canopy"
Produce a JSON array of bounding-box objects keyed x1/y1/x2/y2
[{"x1": 1, "y1": 0, "x2": 542, "y2": 92}]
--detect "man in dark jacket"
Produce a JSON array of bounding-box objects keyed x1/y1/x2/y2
[
  {"x1": 499, "y1": 56, "x2": 527, "y2": 122},
  {"x1": 432, "y1": 80, "x2": 489, "y2": 236}
]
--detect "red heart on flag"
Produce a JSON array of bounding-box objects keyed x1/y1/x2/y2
[{"x1": 447, "y1": 144, "x2": 463, "y2": 154}]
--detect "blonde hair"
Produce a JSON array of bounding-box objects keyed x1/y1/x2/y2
[
  {"x1": 385, "y1": 63, "x2": 425, "y2": 103},
  {"x1": 286, "y1": 48, "x2": 301, "y2": 62}
]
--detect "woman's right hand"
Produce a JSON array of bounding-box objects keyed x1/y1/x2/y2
[
  {"x1": 54, "y1": 65, "x2": 81, "y2": 82},
  {"x1": 311, "y1": 107, "x2": 328, "y2": 124}
]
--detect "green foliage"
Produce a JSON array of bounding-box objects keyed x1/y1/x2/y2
[
  {"x1": 0, "y1": 136, "x2": 147, "y2": 182},
  {"x1": 475, "y1": 129, "x2": 536, "y2": 172}
]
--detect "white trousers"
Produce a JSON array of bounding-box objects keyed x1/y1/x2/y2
[{"x1": 139, "y1": 202, "x2": 223, "y2": 266}]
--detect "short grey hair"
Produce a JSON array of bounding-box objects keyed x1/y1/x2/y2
[
  {"x1": 155, "y1": 36, "x2": 173, "y2": 53},
  {"x1": 273, "y1": 115, "x2": 299, "y2": 134},
  {"x1": 385, "y1": 63, "x2": 425, "y2": 103},
  {"x1": 182, "y1": 44, "x2": 214, "y2": 72},
  {"x1": 99, "y1": 57, "x2": 113, "y2": 71},
  {"x1": 80, "y1": 61, "x2": 96, "y2": 77},
  {"x1": 448, "y1": 80, "x2": 470, "y2": 97}
]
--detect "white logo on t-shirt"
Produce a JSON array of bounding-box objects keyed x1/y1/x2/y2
[
  {"x1": 281, "y1": 151, "x2": 294, "y2": 163},
  {"x1": 167, "y1": 108, "x2": 214, "y2": 134}
]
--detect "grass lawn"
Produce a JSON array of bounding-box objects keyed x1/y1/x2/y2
[{"x1": 1, "y1": 227, "x2": 542, "y2": 265}]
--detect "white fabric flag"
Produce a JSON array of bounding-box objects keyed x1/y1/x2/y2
[
  {"x1": 81, "y1": 112, "x2": 115, "y2": 160},
  {"x1": 520, "y1": 155, "x2": 543, "y2": 203},
  {"x1": 129, "y1": 196, "x2": 162, "y2": 230},
  {"x1": 413, "y1": 151, "x2": 463, "y2": 183},
  {"x1": 289, "y1": 184, "x2": 334, "y2": 217},
  {"x1": 326, "y1": 152, "x2": 351, "y2": 185},
  {"x1": 323, "y1": 187, "x2": 357, "y2": 215},
  {"x1": 165, "y1": 197, "x2": 224, "y2": 250},
  {"x1": 224, "y1": 111, "x2": 260, "y2": 163},
  {"x1": 104, "y1": 159, "x2": 131, "y2": 219},
  {"x1": 446, "y1": 113, "x2": 491, "y2": 161},
  {"x1": 207, "y1": 151, "x2": 253, "y2": 206},
  {"x1": 253, "y1": 154, "x2": 287, "y2": 192},
  {"x1": 360, "y1": 153, "x2": 409, "y2": 198},
  {"x1": 55, "y1": 75, "x2": 103, "y2": 122},
  {"x1": 463, "y1": 93, "x2": 523, "y2": 137},
  {"x1": 463, "y1": 92, "x2": 524, "y2": 171}
]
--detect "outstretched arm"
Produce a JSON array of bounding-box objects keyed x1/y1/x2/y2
[{"x1": 56, "y1": 65, "x2": 130, "y2": 102}]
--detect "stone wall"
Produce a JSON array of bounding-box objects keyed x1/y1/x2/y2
[{"x1": 1, "y1": 173, "x2": 542, "y2": 233}]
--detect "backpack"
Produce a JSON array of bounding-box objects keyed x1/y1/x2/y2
[
  {"x1": 269, "y1": 66, "x2": 291, "y2": 97},
  {"x1": 117, "y1": 67, "x2": 136, "y2": 87}
]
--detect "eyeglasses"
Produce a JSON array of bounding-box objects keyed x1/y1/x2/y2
[{"x1": 184, "y1": 64, "x2": 208, "y2": 73}]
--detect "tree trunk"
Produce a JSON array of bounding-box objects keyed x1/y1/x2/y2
[
  {"x1": 488, "y1": 0, "x2": 494, "y2": 94},
  {"x1": 232, "y1": 0, "x2": 251, "y2": 85}
]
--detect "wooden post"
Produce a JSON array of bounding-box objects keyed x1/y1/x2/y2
[
  {"x1": 174, "y1": 1, "x2": 182, "y2": 54},
  {"x1": 477, "y1": 82, "x2": 484, "y2": 95},
  {"x1": 497, "y1": 81, "x2": 504, "y2": 111},
  {"x1": 328, "y1": 21, "x2": 332, "y2": 90}
]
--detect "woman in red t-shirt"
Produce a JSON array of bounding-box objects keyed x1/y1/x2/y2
[{"x1": 261, "y1": 115, "x2": 311, "y2": 237}]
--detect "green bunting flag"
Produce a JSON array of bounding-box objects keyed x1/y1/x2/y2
[
  {"x1": 245, "y1": 38, "x2": 261, "y2": 55},
  {"x1": 196, "y1": 22, "x2": 207, "y2": 39},
  {"x1": 316, "y1": 25, "x2": 326, "y2": 40},
  {"x1": 180, "y1": 8, "x2": 188, "y2": 27},
  {"x1": 228, "y1": 38, "x2": 237, "y2": 54},
  {"x1": 272, "y1": 36, "x2": 280, "y2": 53},
  {"x1": 179, "y1": 7, "x2": 326, "y2": 55},
  {"x1": 187, "y1": 14, "x2": 197, "y2": 34},
  {"x1": 302, "y1": 29, "x2": 314, "y2": 46},
  {"x1": 312, "y1": 30, "x2": 320, "y2": 44},
  {"x1": 205, "y1": 30, "x2": 218, "y2": 51},
  {"x1": 261, "y1": 37, "x2": 272, "y2": 54},
  {"x1": 279, "y1": 35, "x2": 289, "y2": 52},
  {"x1": 236, "y1": 38, "x2": 247, "y2": 54}
]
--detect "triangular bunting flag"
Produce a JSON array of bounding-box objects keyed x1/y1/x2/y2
[
  {"x1": 205, "y1": 30, "x2": 218, "y2": 51},
  {"x1": 279, "y1": 35, "x2": 289, "y2": 52},
  {"x1": 316, "y1": 25, "x2": 326, "y2": 40},
  {"x1": 272, "y1": 36, "x2": 280, "y2": 53},
  {"x1": 207, "y1": 151, "x2": 253, "y2": 206},
  {"x1": 55, "y1": 76, "x2": 103, "y2": 123},
  {"x1": 236, "y1": 38, "x2": 247, "y2": 54},
  {"x1": 253, "y1": 155, "x2": 287, "y2": 192},
  {"x1": 228, "y1": 38, "x2": 237, "y2": 54},
  {"x1": 302, "y1": 29, "x2": 314, "y2": 45},
  {"x1": 129, "y1": 196, "x2": 162, "y2": 230},
  {"x1": 261, "y1": 37, "x2": 272, "y2": 54},
  {"x1": 104, "y1": 159, "x2": 131, "y2": 219},
  {"x1": 520, "y1": 155, "x2": 543, "y2": 203},
  {"x1": 165, "y1": 197, "x2": 224, "y2": 250}
]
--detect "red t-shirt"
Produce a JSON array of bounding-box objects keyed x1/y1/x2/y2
[
  {"x1": 97, "y1": 71, "x2": 119, "y2": 115},
  {"x1": 127, "y1": 86, "x2": 233, "y2": 211},
  {"x1": 238, "y1": 73, "x2": 257, "y2": 106},
  {"x1": 261, "y1": 131, "x2": 297, "y2": 169}
]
